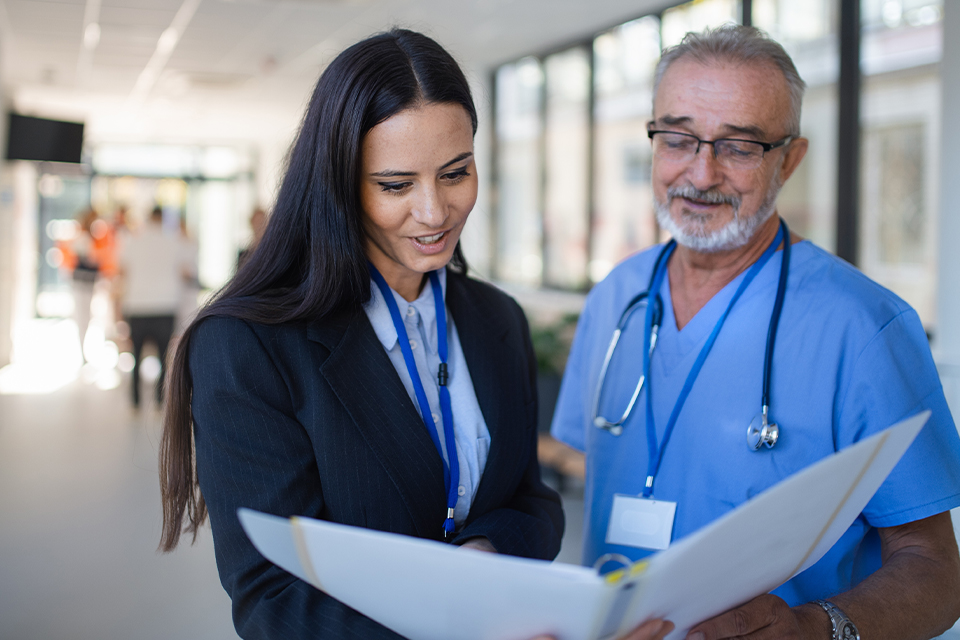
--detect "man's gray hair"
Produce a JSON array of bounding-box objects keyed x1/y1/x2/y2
[{"x1": 653, "y1": 24, "x2": 806, "y2": 136}]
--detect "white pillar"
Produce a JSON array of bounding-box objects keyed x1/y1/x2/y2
[
  {"x1": 936, "y1": 2, "x2": 960, "y2": 417},
  {"x1": 927, "y1": 8, "x2": 960, "y2": 617},
  {"x1": 0, "y1": 61, "x2": 11, "y2": 366},
  {"x1": 0, "y1": 176, "x2": 12, "y2": 367}
]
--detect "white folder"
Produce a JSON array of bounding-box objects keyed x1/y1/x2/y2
[{"x1": 238, "y1": 411, "x2": 929, "y2": 640}]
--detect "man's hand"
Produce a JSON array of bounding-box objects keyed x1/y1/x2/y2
[
  {"x1": 685, "y1": 512, "x2": 960, "y2": 640},
  {"x1": 683, "y1": 594, "x2": 825, "y2": 640}
]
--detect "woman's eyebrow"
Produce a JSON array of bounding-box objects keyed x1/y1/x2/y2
[
  {"x1": 370, "y1": 169, "x2": 415, "y2": 178},
  {"x1": 370, "y1": 151, "x2": 473, "y2": 178},
  {"x1": 438, "y1": 151, "x2": 473, "y2": 170}
]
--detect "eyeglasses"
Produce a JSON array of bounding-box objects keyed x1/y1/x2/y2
[{"x1": 647, "y1": 130, "x2": 793, "y2": 170}]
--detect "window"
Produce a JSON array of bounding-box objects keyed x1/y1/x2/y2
[
  {"x1": 494, "y1": 58, "x2": 544, "y2": 285},
  {"x1": 543, "y1": 47, "x2": 591, "y2": 289},
  {"x1": 493, "y1": 0, "x2": 741, "y2": 289},
  {"x1": 491, "y1": 0, "x2": 943, "y2": 333},
  {"x1": 661, "y1": 0, "x2": 738, "y2": 47},
  {"x1": 753, "y1": 0, "x2": 840, "y2": 251},
  {"x1": 859, "y1": 0, "x2": 942, "y2": 326},
  {"x1": 591, "y1": 16, "x2": 661, "y2": 283}
]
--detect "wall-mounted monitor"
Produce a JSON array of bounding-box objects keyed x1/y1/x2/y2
[{"x1": 5, "y1": 113, "x2": 85, "y2": 164}]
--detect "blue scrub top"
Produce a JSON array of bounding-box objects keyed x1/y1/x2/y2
[{"x1": 551, "y1": 240, "x2": 960, "y2": 605}]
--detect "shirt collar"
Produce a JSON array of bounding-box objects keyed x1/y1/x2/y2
[{"x1": 365, "y1": 268, "x2": 447, "y2": 354}]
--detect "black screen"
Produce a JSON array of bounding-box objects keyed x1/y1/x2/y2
[{"x1": 5, "y1": 113, "x2": 85, "y2": 163}]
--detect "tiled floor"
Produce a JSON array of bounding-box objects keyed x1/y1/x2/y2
[
  {"x1": 1, "y1": 373, "x2": 958, "y2": 640},
  {"x1": 0, "y1": 374, "x2": 588, "y2": 640},
  {"x1": 0, "y1": 379, "x2": 240, "y2": 640}
]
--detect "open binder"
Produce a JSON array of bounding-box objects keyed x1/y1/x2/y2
[{"x1": 238, "y1": 411, "x2": 928, "y2": 640}]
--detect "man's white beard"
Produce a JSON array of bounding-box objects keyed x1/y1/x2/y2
[{"x1": 654, "y1": 172, "x2": 782, "y2": 253}]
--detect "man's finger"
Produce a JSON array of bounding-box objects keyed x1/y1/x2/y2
[
  {"x1": 621, "y1": 619, "x2": 675, "y2": 640},
  {"x1": 686, "y1": 595, "x2": 786, "y2": 639}
]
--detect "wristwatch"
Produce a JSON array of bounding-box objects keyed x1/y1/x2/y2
[{"x1": 815, "y1": 600, "x2": 860, "y2": 640}]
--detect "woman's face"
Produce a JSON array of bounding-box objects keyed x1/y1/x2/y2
[{"x1": 359, "y1": 101, "x2": 477, "y2": 301}]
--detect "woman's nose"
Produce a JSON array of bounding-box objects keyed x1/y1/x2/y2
[{"x1": 412, "y1": 187, "x2": 447, "y2": 227}]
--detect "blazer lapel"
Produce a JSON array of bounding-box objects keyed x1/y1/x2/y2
[
  {"x1": 308, "y1": 309, "x2": 447, "y2": 537},
  {"x1": 446, "y1": 274, "x2": 530, "y2": 519}
]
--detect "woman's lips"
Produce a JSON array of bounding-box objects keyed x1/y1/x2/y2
[{"x1": 409, "y1": 230, "x2": 450, "y2": 255}]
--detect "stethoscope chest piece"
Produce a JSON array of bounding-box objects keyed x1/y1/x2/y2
[{"x1": 747, "y1": 412, "x2": 779, "y2": 450}]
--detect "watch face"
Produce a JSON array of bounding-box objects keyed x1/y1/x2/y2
[{"x1": 840, "y1": 621, "x2": 859, "y2": 639}]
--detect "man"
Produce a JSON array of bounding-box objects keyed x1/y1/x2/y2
[
  {"x1": 119, "y1": 206, "x2": 192, "y2": 409},
  {"x1": 551, "y1": 25, "x2": 960, "y2": 640}
]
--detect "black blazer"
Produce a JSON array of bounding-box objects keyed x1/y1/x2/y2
[{"x1": 190, "y1": 271, "x2": 564, "y2": 639}]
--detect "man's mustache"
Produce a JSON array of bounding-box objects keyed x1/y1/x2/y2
[{"x1": 667, "y1": 185, "x2": 741, "y2": 211}]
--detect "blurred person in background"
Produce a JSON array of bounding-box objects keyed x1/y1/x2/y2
[
  {"x1": 236, "y1": 206, "x2": 267, "y2": 269},
  {"x1": 67, "y1": 207, "x2": 101, "y2": 359},
  {"x1": 158, "y1": 29, "x2": 581, "y2": 640},
  {"x1": 176, "y1": 216, "x2": 201, "y2": 333},
  {"x1": 110, "y1": 204, "x2": 133, "y2": 342},
  {"x1": 119, "y1": 206, "x2": 193, "y2": 409}
]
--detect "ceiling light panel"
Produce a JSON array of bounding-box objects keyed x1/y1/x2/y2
[
  {"x1": 6, "y1": 0, "x2": 83, "y2": 35},
  {"x1": 99, "y1": 4, "x2": 177, "y2": 27}
]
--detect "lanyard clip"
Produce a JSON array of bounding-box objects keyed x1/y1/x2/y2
[
  {"x1": 442, "y1": 508, "x2": 455, "y2": 540},
  {"x1": 438, "y1": 362, "x2": 448, "y2": 387}
]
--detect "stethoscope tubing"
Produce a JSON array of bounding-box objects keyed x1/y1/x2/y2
[
  {"x1": 591, "y1": 244, "x2": 670, "y2": 432},
  {"x1": 593, "y1": 218, "x2": 791, "y2": 444},
  {"x1": 762, "y1": 224, "x2": 791, "y2": 414}
]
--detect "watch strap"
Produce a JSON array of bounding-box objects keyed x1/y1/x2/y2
[{"x1": 815, "y1": 599, "x2": 860, "y2": 640}]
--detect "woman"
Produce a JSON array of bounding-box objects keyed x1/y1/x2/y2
[{"x1": 159, "y1": 29, "x2": 564, "y2": 639}]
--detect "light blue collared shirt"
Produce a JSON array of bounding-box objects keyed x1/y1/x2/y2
[{"x1": 363, "y1": 268, "x2": 490, "y2": 526}]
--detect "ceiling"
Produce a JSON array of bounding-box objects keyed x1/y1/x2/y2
[{"x1": 0, "y1": 0, "x2": 668, "y2": 148}]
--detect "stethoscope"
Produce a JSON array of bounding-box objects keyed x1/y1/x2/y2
[{"x1": 592, "y1": 218, "x2": 791, "y2": 452}]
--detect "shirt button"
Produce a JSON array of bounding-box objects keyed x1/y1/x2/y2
[
  {"x1": 406, "y1": 306, "x2": 415, "y2": 317},
  {"x1": 409, "y1": 339, "x2": 417, "y2": 350},
  {"x1": 431, "y1": 413, "x2": 440, "y2": 424},
  {"x1": 458, "y1": 485, "x2": 466, "y2": 496}
]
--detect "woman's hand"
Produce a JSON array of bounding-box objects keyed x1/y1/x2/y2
[
  {"x1": 458, "y1": 536, "x2": 497, "y2": 553},
  {"x1": 527, "y1": 618, "x2": 675, "y2": 640}
]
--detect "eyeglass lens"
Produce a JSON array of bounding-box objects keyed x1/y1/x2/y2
[{"x1": 651, "y1": 132, "x2": 767, "y2": 169}]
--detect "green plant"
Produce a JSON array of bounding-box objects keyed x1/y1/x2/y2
[{"x1": 529, "y1": 313, "x2": 579, "y2": 377}]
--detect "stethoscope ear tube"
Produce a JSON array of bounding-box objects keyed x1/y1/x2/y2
[
  {"x1": 592, "y1": 244, "x2": 673, "y2": 435},
  {"x1": 592, "y1": 294, "x2": 655, "y2": 435}
]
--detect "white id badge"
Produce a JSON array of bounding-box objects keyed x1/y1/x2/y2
[{"x1": 605, "y1": 494, "x2": 677, "y2": 550}]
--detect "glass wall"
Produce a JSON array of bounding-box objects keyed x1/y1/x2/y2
[
  {"x1": 493, "y1": 0, "x2": 736, "y2": 288},
  {"x1": 492, "y1": 0, "x2": 942, "y2": 334},
  {"x1": 543, "y1": 47, "x2": 591, "y2": 289},
  {"x1": 661, "y1": 0, "x2": 738, "y2": 47},
  {"x1": 753, "y1": 0, "x2": 840, "y2": 251},
  {"x1": 495, "y1": 58, "x2": 545, "y2": 286},
  {"x1": 591, "y1": 16, "x2": 661, "y2": 283},
  {"x1": 859, "y1": 0, "x2": 942, "y2": 327}
]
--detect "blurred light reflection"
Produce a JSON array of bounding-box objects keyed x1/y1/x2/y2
[{"x1": 0, "y1": 317, "x2": 125, "y2": 395}]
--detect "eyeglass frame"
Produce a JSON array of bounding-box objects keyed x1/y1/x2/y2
[{"x1": 646, "y1": 129, "x2": 794, "y2": 168}]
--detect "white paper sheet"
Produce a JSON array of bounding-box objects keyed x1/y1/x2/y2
[
  {"x1": 238, "y1": 411, "x2": 929, "y2": 640},
  {"x1": 624, "y1": 410, "x2": 929, "y2": 639}
]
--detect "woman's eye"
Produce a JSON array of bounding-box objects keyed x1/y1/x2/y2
[
  {"x1": 378, "y1": 182, "x2": 411, "y2": 193},
  {"x1": 443, "y1": 168, "x2": 471, "y2": 182}
]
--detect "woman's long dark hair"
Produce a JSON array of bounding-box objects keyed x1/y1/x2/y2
[{"x1": 159, "y1": 28, "x2": 477, "y2": 551}]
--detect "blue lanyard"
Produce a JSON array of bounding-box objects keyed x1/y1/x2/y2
[
  {"x1": 368, "y1": 265, "x2": 460, "y2": 536},
  {"x1": 641, "y1": 222, "x2": 786, "y2": 498}
]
